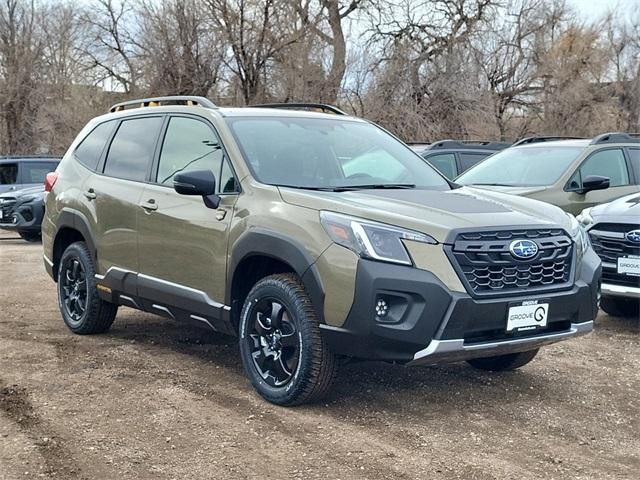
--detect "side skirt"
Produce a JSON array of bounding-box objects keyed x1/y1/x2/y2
[{"x1": 95, "y1": 267, "x2": 235, "y2": 336}]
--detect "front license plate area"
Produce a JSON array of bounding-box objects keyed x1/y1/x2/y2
[
  {"x1": 618, "y1": 256, "x2": 640, "y2": 277},
  {"x1": 507, "y1": 300, "x2": 549, "y2": 333}
]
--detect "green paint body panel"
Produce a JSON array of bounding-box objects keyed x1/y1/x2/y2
[{"x1": 43, "y1": 103, "x2": 589, "y2": 333}]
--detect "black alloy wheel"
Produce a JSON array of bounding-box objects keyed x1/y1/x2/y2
[
  {"x1": 60, "y1": 256, "x2": 88, "y2": 327},
  {"x1": 246, "y1": 297, "x2": 300, "y2": 387}
]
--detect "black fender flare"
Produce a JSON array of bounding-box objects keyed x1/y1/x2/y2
[
  {"x1": 53, "y1": 208, "x2": 98, "y2": 266},
  {"x1": 227, "y1": 228, "x2": 325, "y2": 322}
]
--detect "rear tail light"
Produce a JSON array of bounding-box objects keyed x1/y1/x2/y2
[{"x1": 45, "y1": 172, "x2": 58, "y2": 193}]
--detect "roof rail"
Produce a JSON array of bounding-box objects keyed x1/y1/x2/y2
[
  {"x1": 109, "y1": 96, "x2": 217, "y2": 113},
  {"x1": 512, "y1": 136, "x2": 585, "y2": 147},
  {"x1": 589, "y1": 132, "x2": 640, "y2": 145},
  {"x1": 0, "y1": 154, "x2": 60, "y2": 160},
  {"x1": 251, "y1": 103, "x2": 347, "y2": 116},
  {"x1": 425, "y1": 139, "x2": 511, "y2": 151}
]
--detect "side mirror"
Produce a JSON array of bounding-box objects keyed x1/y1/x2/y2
[
  {"x1": 578, "y1": 175, "x2": 610, "y2": 194},
  {"x1": 173, "y1": 170, "x2": 220, "y2": 209}
]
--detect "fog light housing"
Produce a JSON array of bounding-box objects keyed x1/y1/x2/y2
[{"x1": 375, "y1": 298, "x2": 389, "y2": 317}]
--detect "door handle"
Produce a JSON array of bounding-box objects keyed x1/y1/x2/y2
[
  {"x1": 84, "y1": 189, "x2": 96, "y2": 200},
  {"x1": 140, "y1": 199, "x2": 158, "y2": 211}
]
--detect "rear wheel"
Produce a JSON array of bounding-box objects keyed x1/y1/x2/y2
[
  {"x1": 467, "y1": 349, "x2": 539, "y2": 371},
  {"x1": 19, "y1": 231, "x2": 40, "y2": 242},
  {"x1": 239, "y1": 274, "x2": 338, "y2": 406},
  {"x1": 57, "y1": 242, "x2": 117, "y2": 334},
  {"x1": 600, "y1": 296, "x2": 639, "y2": 319}
]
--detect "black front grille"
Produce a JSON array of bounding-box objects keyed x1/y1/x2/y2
[
  {"x1": 447, "y1": 228, "x2": 574, "y2": 297},
  {"x1": 590, "y1": 223, "x2": 640, "y2": 287}
]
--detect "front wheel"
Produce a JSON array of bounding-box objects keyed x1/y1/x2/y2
[
  {"x1": 19, "y1": 231, "x2": 41, "y2": 242},
  {"x1": 57, "y1": 241, "x2": 118, "y2": 334},
  {"x1": 239, "y1": 274, "x2": 338, "y2": 406},
  {"x1": 467, "y1": 349, "x2": 539, "y2": 371}
]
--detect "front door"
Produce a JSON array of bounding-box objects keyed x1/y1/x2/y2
[
  {"x1": 562, "y1": 148, "x2": 640, "y2": 214},
  {"x1": 137, "y1": 115, "x2": 238, "y2": 309}
]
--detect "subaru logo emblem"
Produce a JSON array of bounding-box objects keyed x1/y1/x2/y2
[
  {"x1": 626, "y1": 229, "x2": 640, "y2": 243},
  {"x1": 509, "y1": 239, "x2": 538, "y2": 259}
]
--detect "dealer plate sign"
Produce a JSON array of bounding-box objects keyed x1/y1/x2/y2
[
  {"x1": 507, "y1": 301, "x2": 549, "y2": 332},
  {"x1": 618, "y1": 257, "x2": 640, "y2": 277}
]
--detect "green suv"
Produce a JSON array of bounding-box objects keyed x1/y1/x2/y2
[
  {"x1": 42, "y1": 97, "x2": 600, "y2": 406},
  {"x1": 456, "y1": 134, "x2": 640, "y2": 215}
]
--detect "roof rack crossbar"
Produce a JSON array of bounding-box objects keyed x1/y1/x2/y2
[
  {"x1": 589, "y1": 132, "x2": 640, "y2": 145},
  {"x1": 425, "y1": 139, "x2": 512, "y2": 151},
  {"x1": 251, "y1": 103, "x2": 347, "y2": 116},
  {"x1": 512, "y1": 136, "x2": 585, "y2": 147},
  {"x1": 109, "y1": 96, "x2": 217, "y2": 113}
]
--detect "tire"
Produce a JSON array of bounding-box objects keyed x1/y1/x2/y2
[
  {"x1": 239, "y1": 273, "x2": 338, "y2": 406},
  {"x1": 466, "y1": 349, "x2": 539, "y2": 371},
  {"x1": 600, "y1": 296, "x2": 640, "y2": 319},
  {"x1": 57, "y1": 241, "x2": 117, "y2": 334},
  {"x1": 19, "y1": 231, "x2": 41, "y2": 242}
]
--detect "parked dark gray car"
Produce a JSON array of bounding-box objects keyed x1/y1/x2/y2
[{"x1": 0, "y1": 185, "x2": 46, "y2": 241}]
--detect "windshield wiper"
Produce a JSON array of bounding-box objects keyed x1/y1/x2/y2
[
  {"x1": 466, "y1": 182, "x2": 516, "y2": 187},
  {"x1": 332, "y1": 183, "x2": 416, "y2": 191}
]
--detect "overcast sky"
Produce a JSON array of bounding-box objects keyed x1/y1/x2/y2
[{"x1": 567, "y1": 0, "x2": 633, "y2": 21}]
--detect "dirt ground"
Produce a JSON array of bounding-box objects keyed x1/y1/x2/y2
[{"x1": 0, "y1": 230, "x2": 638, "y2": 480}]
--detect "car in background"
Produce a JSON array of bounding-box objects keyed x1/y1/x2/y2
[
  {"x1": 409, "y1": 140, "x2": 510, "y2": 179},
  {"x1": 456, "y1": 133, "x2": 640, "y2": 215},
  {"x1": 578, "y1": 193, "x2": 640, "y2": 318},
  {"x1": 0, "y1": 185, "x2": 46, "y2": 242},
  {"x1": 0, "y1": 156, "x2": 60, "y2": 194}
]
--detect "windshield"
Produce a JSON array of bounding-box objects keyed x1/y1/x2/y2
[
  {"x1": 456, "y1": 146, "x2": 583, "y2": 187},
  {"x1": 226, "y1": 117, "x2": 450, "y2": 191}
]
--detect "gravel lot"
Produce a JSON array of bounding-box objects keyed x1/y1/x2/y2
[{"x1": 0, "y1": 229, "x2": 639, "y2": 480}]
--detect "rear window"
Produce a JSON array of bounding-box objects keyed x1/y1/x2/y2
[
  {"x1": 74, "y1": 121, "x2": 116, "y2": 171},
  {"x1": 103, "y1": 117, "x2": 163, "y2": 182},
  {"x1": 22, "y1": 162, "x2": 58, "y2": 183}
]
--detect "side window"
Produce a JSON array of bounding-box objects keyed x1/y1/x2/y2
[
  {"x1": 156, "y1": 117, "x2": 223, "y2": 186},
  {"x1": 425, "y1": 153, "x2": 457, "y2": 179},
  {"x1": 569, "y1": 149, "x2": 629, "y2": 189},
  {"x1": 219, "y1": 158, "x2": 239, "y2": 193},
  {"x1": 0, "y1": 163, "x2": 18, "y2": 184},
  {"x1": 459, "y1": 152, "x2": 488, "y2": 172},
  {"x1": 74, "y1": 121, "x2": 115, "y2": 171},
  {"x1": 104, "y1": 117, "x2": 163, "y2": 182},
  {"x1": 629, "y1": 148, "x2": 640, "y2": 184},
  {"x1": 21, "y1": 162, "x2": 58, "y2": 184}
]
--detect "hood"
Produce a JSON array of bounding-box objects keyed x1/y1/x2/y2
[
  {"x1": 0, "y1": 185, "x2": 44, "y2": 200},
  {"x1": 591, "y1": 192, "x2": 640, "y2": 223},
  {"x1": 278, "y1": 186, "x2": 571, "y2": 243},
  {"x1": 461, "y1": 184, "x2": 549, "y2": 196}
]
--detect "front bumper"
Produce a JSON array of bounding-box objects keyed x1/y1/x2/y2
[
  {"x1": 601, "y1": 282, "x2": 640, "y2": 299},
  {"x1": 321, "y1": 248, "x2": 600, "y2": 364},
  {"x1": 0, "y1": 200, "x2": 44, "y2": 233}
]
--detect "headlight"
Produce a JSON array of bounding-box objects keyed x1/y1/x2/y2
[
  {"x1": 320, "y1": 211, "x2": 437, "y2": 265},
  {"x1": 576, "y1": 207, "x2": 595, "y2": 230},
  {"x1": 567, "y1": 213, "x2": 590, "y2": 262}
]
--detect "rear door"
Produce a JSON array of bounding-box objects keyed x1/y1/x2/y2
[
  {"x1": 20, "y1": 161, "x2": 59, "y2": 187},
  {"x1": 138, "y1": 115, "x2": 239, "y2": 307},
  {"x1": 88, "y1": 116, "x2": 164, "y2": 276}
]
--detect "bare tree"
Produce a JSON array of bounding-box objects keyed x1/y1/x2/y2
[
  {"x1": 138, "y1": 0, "x2": 224, "y2": 97},
  {"x1": 0, "y1": 0, "x2": 45, "y2": 154},
  {"x1": 82, "y1": 0, "x2": 139, "y2": 94}
]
